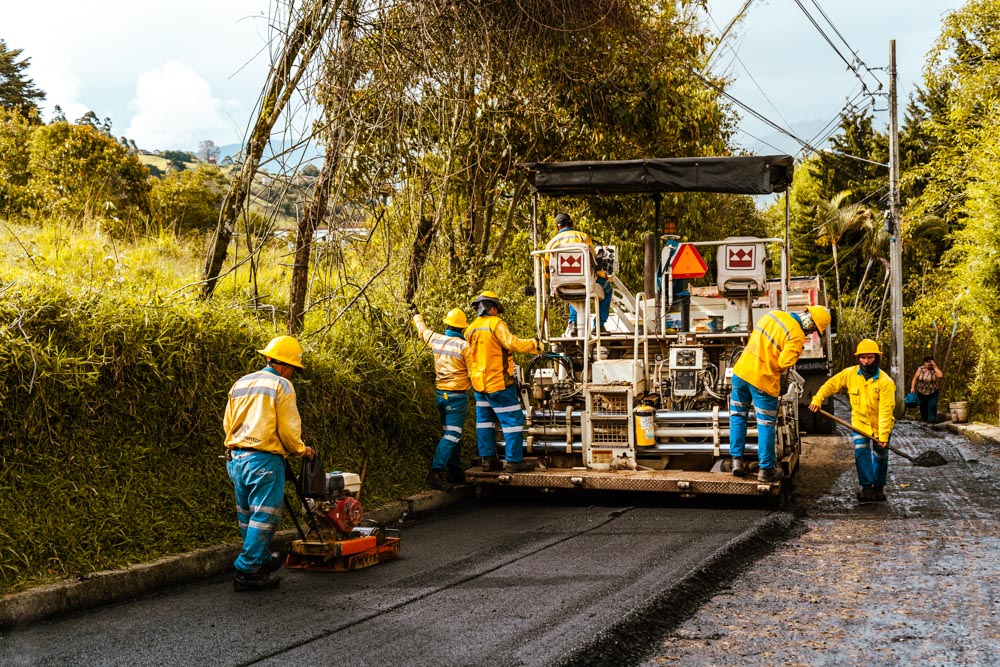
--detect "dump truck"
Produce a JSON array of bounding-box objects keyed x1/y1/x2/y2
[{"x1": 466, "y1": 156, "x2": 831, "y2": 501}]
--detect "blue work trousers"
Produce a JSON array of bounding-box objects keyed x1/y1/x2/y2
[
  {"x1": 568, "y1": 276, "x2": 612, "y2": 327},
  {"x1": 226, "y1": 450, "x2": 285, "y2": 574},
  {"x1": 729, "y1": 374, "x2": 779, "y2": 470},
  {"x1": 474, "y1": 385, "x2": 526, "y2": 463},
  {"x1": 433, "y1": 390, "x2": 468, "y2": 471},
  {"x1": 853, "y1": 435, "x2": 889, "y2": 487}
]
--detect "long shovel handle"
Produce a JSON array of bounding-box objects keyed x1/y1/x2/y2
[{"x1": 816, "y1": 408, "x2": 916, "y2": 463}]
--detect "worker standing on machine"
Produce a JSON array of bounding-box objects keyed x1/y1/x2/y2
[
  {"x1": 729, "y1": 305, "x2": 831, "y2": 482},
  {"x1": 224, "y1": 335, "x2": 314, "y2": 592},
  {"x1": 411, "y1": 306, "x2": 474, "y2": 491},
  {"x1": 466, "y1": 291, "x2": 540, "y2": 472},
  {"x1": 809, "y1": 339, "x2": 896, "y2": 503},
  {"x1": 545, "y1": 212, "x2": 613, "y2": 336}
]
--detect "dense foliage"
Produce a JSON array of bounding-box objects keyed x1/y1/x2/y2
[{"x1": 0, "y1": 227, "x2": 442, "y2": 594}]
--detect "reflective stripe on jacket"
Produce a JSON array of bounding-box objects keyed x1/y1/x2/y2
[
  {"x1": 811, "y1": 366, "x2": 896, "y2": 441},
  {"x1": 413, "y1": 314, "x2": 472, "y2": 391},
  {"x1": 732, "y1": 310, "x2": 805, "y2": 397},
  {"x1": 545, "y1": 227, "x2": 607, "y2": 278},
  {"x1": 224, "y1": 367, "x2": 306, "y2": 457},
  {"x1": 465, "y1": 315, "x2": 539, "y2": 394}
]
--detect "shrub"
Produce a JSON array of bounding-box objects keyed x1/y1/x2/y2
[
  {"x1": 26, "y1": 121, "x2": 151, "y2": 226},
  {"x1": 150, "y1": 164, "x2": 229, "y2": 233}
]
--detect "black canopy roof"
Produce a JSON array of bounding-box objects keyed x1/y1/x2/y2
[{"x1": 520, "y1": 155, "x2": 794, "y2": 196}]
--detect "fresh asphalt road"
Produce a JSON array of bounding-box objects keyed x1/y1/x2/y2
[{"x1": 0, "y1": 494, "x2": 782, "y2": 666}]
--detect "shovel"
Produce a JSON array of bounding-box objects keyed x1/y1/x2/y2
[{"x1": 816, "y1": 408, "x2": 948, "y2": 467}]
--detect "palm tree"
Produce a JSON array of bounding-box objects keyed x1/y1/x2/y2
[
  {"x1": 853, "y1": 213, "x2": 890, "y2": 310},
  {"x1": 814, "y1": 191, "x2": 872, "y2": 309}
]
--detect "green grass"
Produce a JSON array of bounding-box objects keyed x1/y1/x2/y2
[{"x1": 0, "y1": 219, "x2": 454, "y2": 594}]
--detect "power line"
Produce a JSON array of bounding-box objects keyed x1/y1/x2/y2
[
  {"x1": 792, "y1": 0, "x2": 884, "y2": 103},
  {"x1": 807, "y1": 0, "x2": 886, "y2": 88}
]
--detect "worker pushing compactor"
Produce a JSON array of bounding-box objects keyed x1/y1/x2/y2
[
  {"x1": 224, "y1": 336, "x2": 314, "y2": 592},
  {"x1": 730, "y1": 305, "x2": 831, "y2": 482}
]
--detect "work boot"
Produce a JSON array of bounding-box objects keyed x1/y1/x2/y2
[
  {"x1": 504, "y1": 459, "x2": 537, "y2": 473},
  {"x1": 262, "y1": 551, "x2": 284, "y2": 574},
  {"x1": 731, "y1": 457, "x2": 748, "y2": 477},
  {"x1": 873, "y1": 486, "x2": 887, "y2": 502},
  {"x1": 233, "y1": 570, "x2": 281, "y2": 592},
  {"x1": 480, "y1": 457, "x2": 502, "y2": 472},
  {"x1": 446, "y1": 466, "x2": 466, "y2": 484},
  {"x1": 757, "y1": 466, "x2": 784, "y2": 483},
  {"x1": 426, "y1": 470, "x2": 455, "y2": 492},
  {"x1": 857, "y1": 484, "x2": 877, "y2": 503}
]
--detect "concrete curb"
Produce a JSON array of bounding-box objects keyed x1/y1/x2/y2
[
  {"x1": 0, "y1": 485, "x2": 475, "y2": 630},
  {"x1": 935, "y1": 420, "x2": 1000, "y2": 447}
]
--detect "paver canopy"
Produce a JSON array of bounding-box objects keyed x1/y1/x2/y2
[{"x1": 520, "y1": 155, "x2": 794, "y2": 196}]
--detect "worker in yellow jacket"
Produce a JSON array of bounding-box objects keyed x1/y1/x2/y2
[
  {"x1": 730, "y1": 305, "x2": 831, "y2": 482},
  {"x1": 412, "y1": 306, "x2": 474, "y2": 491},
  {"x1": 810, "y1": 339, "x2": 896, "y2": 503},
  {"x1": 224, "y1": 335, "x2": 314, "y2": 592},
  {"x1": 465, "y1": 291, "x2": 540, "y2": 473}
]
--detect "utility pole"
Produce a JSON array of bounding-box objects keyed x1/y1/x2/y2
[{"x1": 888, "y1": 40, "x2": 905, "y2": 415}]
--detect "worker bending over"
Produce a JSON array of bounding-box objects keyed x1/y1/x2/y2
[
  {"x1": 412, "y1": 306, "x2": 474, "y2": 491},
  {"x1": 810, "y1": 339, "x2": 896, "y2": 503},
  {"x1": 730, "y1": 305, "x2": 831, "y2": 482},
  {"x1": 224, "y1": 336, "x2": 314, "y2": 592},
  {"x1": 466, "y1": 291, "x2": 540, "y2": 472}
]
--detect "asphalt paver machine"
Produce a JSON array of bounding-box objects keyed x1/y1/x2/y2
[{"x1": 466, "y1": 156, "x2": 830, "y2": 502}]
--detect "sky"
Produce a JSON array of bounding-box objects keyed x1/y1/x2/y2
[
  {"x1": 704, "y1": 0, "x2": 963, "y2": 156},
  {"x1": 4, "y1": 0, "x2": 965, "y2": 154},
  {"x1": 5, "y1": 0, "x2": 273, "y2": 151}
]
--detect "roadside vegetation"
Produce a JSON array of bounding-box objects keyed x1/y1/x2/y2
[{"x1": 1, "y1": 0, "x2": 998, "y2": 592}]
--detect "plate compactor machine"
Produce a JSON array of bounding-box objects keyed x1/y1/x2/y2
[{"x1": 283, "y1": 459, "x2": 400, "y2": 571}]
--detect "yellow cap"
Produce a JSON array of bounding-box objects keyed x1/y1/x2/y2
[
  {"x1": 855, "y1": 339, "x2": 881, "y2": 356},
  {"x1": 443, "y1": 308, "x2": 468, "y2": 329},
  {"x1": 257, "y1": 335, "x2": 304, "y2": 368}
]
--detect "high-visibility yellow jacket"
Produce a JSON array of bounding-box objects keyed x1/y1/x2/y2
[
  {"x1": 732, "y1": 310, "x2": 805, "y2": 397},
  {"x1": 412, "y1": 314, "x2": 472, "y2": 391},
  {"x1": 545, "y1": 228, "x2": 608, "y2": 278},
  {"x1": 465, "y1": 315, "x2": 539, "y2": 393},
  {"x1": 811, "y1": 366, "x2": 896, "y2": 442},
  {"x1": 224, "y1": 367, "x2": 307, "y2": 457}
]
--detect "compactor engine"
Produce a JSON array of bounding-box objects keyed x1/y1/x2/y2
[{"x1": 285, "y1": 470, "x2": 401, "y2": 571}]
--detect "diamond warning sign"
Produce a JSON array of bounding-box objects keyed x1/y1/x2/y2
[{"x1": 670, "y1": 243, "x2": 708, "y2": 279}]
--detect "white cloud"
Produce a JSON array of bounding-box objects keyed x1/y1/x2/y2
[{"x1": 125, "y1": 62, "x2": 241, "y2": 151}]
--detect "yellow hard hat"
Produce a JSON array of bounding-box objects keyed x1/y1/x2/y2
[
  {"x1": 258, "y1": 335, "x2": 304, "y2": 368},
  {"x1": 471, "y1": 290, "x2": 504, "y2": 314},
  {"x1": 443, "y1": 308, "x2": 468, "y2": 329},
  {"x1": 807, "y1": 305, "x2": 831, "y2": 334},
  {"x1": 855, "y1": 339, "x2": 881, "y2": 356}
]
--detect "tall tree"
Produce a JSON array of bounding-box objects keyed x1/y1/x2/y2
[
  {"x1": 202, "y1": 0, "x2": 343, "y2": 299},
  {"x1": 0, "y1": 40, "x2": 44, "y2": 117}
]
